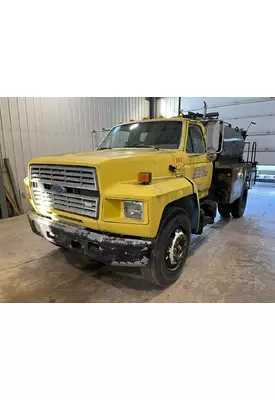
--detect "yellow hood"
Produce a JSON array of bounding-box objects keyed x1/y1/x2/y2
[{"x1": 29, "y1": 148, "x2": 176, "y2": 189}]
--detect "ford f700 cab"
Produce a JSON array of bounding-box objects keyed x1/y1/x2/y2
[{"x1": 24, "y1": 112, "x2": 257, "y2": 287}]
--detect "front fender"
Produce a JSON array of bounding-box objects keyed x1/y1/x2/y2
[
  {"x1": 149, "y1": 176, "x2": 200, "y2": 235},
  {"x1": 101, "y1": 176, "x2": 200, "y2": 238}
]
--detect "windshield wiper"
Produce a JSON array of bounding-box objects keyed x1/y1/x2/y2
[
  {"x1": 125, "y1": 144, "x2": 159, "y2": 150},
  {"x1": 97, "y1": 147, "x2": 111, "y2": 150}
]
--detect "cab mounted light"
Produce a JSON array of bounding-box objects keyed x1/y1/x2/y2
[{"x1": 138, "y1": 172, "x2": 152, "y2": 185}]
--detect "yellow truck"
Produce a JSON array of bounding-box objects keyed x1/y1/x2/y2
[{"x1": 24, "y1": 112, "x2": 257, "y2": 287}]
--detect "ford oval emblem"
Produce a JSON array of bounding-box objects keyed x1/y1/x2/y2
[{"x1": 52, "y1": 185, "x2": 67, "y2": 194}]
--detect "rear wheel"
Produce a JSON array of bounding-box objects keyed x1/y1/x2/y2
[
  {"x1": 231, "y1": 182, "x2": 248, "y2": 218},
  {"x1": 218, "y1": 203, "x2": 231, "y2": 218},
  {"x1": 141, "y1": 207, "x2": 191, "y2": 287}
]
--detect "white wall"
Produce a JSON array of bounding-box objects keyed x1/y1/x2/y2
[
  {"x1": 157, "y1": 97, "x2": 179, "y2": 118},
  {"x1": 0, "y1": 97, "x2": 149, "y2": 211},
  {"x1": 157, "y1": 97, "x2": 275, "y2": 166}
]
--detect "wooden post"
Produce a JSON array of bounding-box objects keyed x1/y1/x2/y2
[
  {"x1": 4, "y1": 158, "x2": 23, "y2": 214},
  {"x1": 0, "y1": 169, "x2": 9, "y2": 218}
]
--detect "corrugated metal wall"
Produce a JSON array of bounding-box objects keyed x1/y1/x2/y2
[
  {"x1": 0, "y1": 97, "x2": 149, "y2": 211},
  {"x1": 156, "y1": 97, "x2": 179, "y2": 118},
  {"x1": 157, "y1": 97, "x2": 275, "y2": 166}
]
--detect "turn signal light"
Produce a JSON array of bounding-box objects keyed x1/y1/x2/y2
[{"x1": 138, "y1": 172, "x2": 152, "y2": 185}]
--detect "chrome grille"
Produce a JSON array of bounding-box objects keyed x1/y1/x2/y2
[
  {"x1": 30, "y1": 164, "x2": 97, "y2": 190},
  {"x1": 32, "y1": 188, "x2": 99, "y2": 218},
  {"x1": 30, "y1": 164, "x2": 99, "y2": 218}
]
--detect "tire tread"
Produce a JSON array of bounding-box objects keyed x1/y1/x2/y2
[{"x1": 141, "y1": 207, "x2": 191, "y2": 287}]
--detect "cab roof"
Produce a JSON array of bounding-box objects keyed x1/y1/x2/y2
[{"x1": 117, "y1": 116, "x2": 196, "y2": 125}]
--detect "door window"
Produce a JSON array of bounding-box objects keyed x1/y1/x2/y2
[{"x1": 186, "y1": 125, "x2": 206, "y2": 154}]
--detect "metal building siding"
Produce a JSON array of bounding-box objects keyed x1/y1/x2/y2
[
  {"x1": 156, "y1": 97, "x2": 179, "y2": 118},
  {"x1": 0, "y1": 97, "x2": 149, "y2": 212}
]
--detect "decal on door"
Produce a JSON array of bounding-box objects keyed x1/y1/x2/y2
[{"x1": 192, "y1": 166, "x2": 208, "y2": 179}]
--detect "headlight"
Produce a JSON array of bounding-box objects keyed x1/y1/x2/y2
[{"x1": 124, "y1": 201, "x2": 144, "y2": 221}]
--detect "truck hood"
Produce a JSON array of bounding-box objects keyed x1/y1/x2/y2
[
  {"x1": 29, "y1": 148, "x2": 176, "y2": 188},
  {"x1": 30, "y1": 148, "x2": 169, "y2": 164}
]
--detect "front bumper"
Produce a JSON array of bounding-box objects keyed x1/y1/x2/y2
[{"x1": 27, "y1": 212, "x2": 152, "y2": 266}]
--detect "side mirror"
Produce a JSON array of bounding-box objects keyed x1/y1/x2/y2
[{"x1": 206, "y1": 121, "x2": 224, "y2": 154}]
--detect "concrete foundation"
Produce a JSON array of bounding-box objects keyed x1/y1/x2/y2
[{"x1": 1, "y1": 183, "x2": 275, "y2": 302}]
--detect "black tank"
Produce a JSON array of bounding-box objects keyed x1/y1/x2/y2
[{"x1": 219, "y1": 125, "x2": 246, "y2": 162}]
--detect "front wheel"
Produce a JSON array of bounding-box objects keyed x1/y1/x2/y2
[{"x1": 141, "y1": 208, "x2": 191, "y2": 287}]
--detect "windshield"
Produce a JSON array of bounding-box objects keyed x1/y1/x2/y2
[{"x1": 97, "y1": 121, "x2": 183, "y2": 150}]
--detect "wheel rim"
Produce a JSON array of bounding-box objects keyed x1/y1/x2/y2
[{"x1": 165, "y1": 227, "x2": 188, "y2": 272}]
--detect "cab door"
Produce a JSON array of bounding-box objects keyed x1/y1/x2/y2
[{"x1": 184, "y1": 122, "x2": 213, "y2": 196}]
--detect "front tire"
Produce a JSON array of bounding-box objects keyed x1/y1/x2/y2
[{"x1": 141, "y1": 208, "x2": 191, "y2": 287}]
